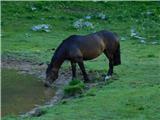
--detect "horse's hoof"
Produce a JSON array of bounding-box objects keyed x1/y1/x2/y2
[{"x1": 104, "y1": 75, "x2": 112, "y2": 81}]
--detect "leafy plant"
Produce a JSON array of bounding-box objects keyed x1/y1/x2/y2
[{"x1": 64, "y1": 79, "x2": 85, "y2": 96}]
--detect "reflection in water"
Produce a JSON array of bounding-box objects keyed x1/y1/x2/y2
[{"x1": 1, "y1": 69, "x2": 55, "y2": 117}]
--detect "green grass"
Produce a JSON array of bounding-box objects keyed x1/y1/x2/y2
[{"x1": 2, "y1": 1, "x2": 160, "y2": 120}]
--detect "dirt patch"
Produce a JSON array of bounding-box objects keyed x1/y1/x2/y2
[{"x1": 2, "y1": 58, "x2": 72, "y2": 86}]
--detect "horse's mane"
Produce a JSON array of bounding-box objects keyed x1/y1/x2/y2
[
  {"x1": 50, "y1": 36, "x2": 72, "y2": 64},
  {"x1": 51, "y1": 42, "x2": 64, "y2": 61}
]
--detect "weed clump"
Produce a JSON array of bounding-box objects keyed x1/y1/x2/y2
[
  {"x1": 147, "y1": 54, "x2": 156, "y2": 58},
  {"x1": 64, "y1": 79, "x2": 85, "y2": 96}
]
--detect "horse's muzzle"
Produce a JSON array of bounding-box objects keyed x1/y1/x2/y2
[{"x1": 44, "y1": 81, "x2": 52, "y2": 88}]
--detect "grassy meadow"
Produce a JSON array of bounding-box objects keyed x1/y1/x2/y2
[{"x1": 2, "y1": 1, "x2": 160, "y2": 120}]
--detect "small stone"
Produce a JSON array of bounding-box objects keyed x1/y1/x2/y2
[
  {"x1": 31, "y1": 6, "x2": 36, "y2": 11},
  {"x1": 73, "y1": 19, "x2": 94, "y2": 29},
  {"x1": 44, "y1": 29, "x2": 50, "y2": 32},
  {"x1": 105, "y1": 75, "x2": 111, "y2": 81},
  {"x1": 151, "y1": 41, "x2": 158, "y2": 45},
  {"x1": 121, "y1": 37, "x2": 126, "y2": 41},
  {"x1": 130, "y1": 28, "x2": 138, "y2": 37},
  {"x1": 31, "y1": 108, "x2": 44, "y2": 117},
  {"x1": 73, "y1": 19, "x2": 84, "y2": 29},
  {"x1": 146, "y1": 11, "x2": 153, "y2": 16},
  {"x1": 85, "y1": 15, "x2": 91, "y2": 19},
  {"x1": 31, "y1": 24, "x2": 51, "y2": 32},
  {"x1": 83, "y1": 21, "x2": 94, "y2": 28},
  {"x1": 25, "y1": 33, "x2": 31, "y2": 38},
  {"x1": 140, "y1": 39, "x2": 146, "y2": 44},
  {"x1": 97, "y1": 13, "x2": 106, "y2": 20},
  {"x1": 41, "y1": 18, "x2": 45, "y2": 21}
]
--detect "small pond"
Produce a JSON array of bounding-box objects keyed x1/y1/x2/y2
[{"x1": 1, "y1": 68, "x2": 55, "y2": 117}]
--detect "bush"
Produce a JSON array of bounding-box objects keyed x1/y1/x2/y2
[{"x1": 64, "y1": 79, "x2": 85, "y2": 96}]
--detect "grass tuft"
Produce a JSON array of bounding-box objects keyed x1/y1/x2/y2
[{"x1": 64, "y1": 79, "x2": 85, "y2": 96}]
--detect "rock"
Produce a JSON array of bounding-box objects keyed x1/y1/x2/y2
[
  {"x1": 146, "y1": 11, "x2": 154, "y2": 16},
  {"x1": 134, "y1": 36, "x2": 146, "y2": 40},
  {"x1": 85, "y1": 15, "x2": 91, "y2": 19},
  {"x1": 31, "y1": 24, "x2": 51, "y2": 32},
  {"x1": 73, "y1": 19, "x2": 84, "y2": 29},
  {"x1": 140, "y1": 39, "x2": 146, "y2": 44},
  {"x1": 32, "y1": 108, "x2": 43, "y2": 117},
  {"x1": 83, "y1": 21, "x2": 94, "y2": 28},
  {"x1": 25, "y1": 33, "x2": 31, "y2": 38},
  {"x1": 151, "y1": 41, "x2": 158, "y2": 45},
  {"x1": 121, "y1": 37, "x2": 126, "y2": 41},
  {"x1": 31, "y1": 6, "x2": 36, "y2": 11},
  {"x1": 20, "y1": 107, "x2": 44, "y2": 118},
  {"x1": 40, "y1": 18, "x2": 45, "y2": 21},
  {"x1": 73, "y1": 19, "x2": 94, "y2": 29},
  {"x1": 130, "y1": 28, "x2": 138, "y2": 37},
  {"x1": 97, "y1": 13, "x2": 107, "y2": 20},
  {"x1": 130, "y1": 27, "x2": 146, "y2": 43}
]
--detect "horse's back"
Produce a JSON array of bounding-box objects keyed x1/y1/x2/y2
[
  {"x1": 65, "y1": 33, "x2": 105, "y2": 60},
  {"x1": 64, "y1": 30, "x2": 119, "y2": 60}
]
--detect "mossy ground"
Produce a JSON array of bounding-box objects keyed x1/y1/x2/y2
[{"x1": 2, "y1": 1, "x2": 160, "y2": 120}]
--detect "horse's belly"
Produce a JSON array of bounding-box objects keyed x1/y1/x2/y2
[
  {"x1": 82, "y1": 49, "x2": 102, "y2": 60},
  {"x1": 78, "y1": 38, "x2": 105, "y2": 60}
]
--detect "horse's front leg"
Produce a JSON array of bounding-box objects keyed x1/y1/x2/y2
[
  {"x1": 105, "y1": 60, "x2": 113, "y2": 80},
  {"x1": 71, "y1": 61, "x2": 77, "y2": 80},
  {"x1": 78, "y1": 61, "x2": 90, "y2": 82}
]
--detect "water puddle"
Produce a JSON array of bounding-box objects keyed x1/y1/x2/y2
[{"x1": 1, "y1": 68, "x2": 55, "y2": 117}]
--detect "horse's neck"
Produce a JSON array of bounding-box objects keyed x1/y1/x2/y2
[
  {"x1": 51, "y1": 43, "x2": 66, "y2": 72},
  {"x1": 51, "y1": 55, "x2": 65, "y2": 72}
]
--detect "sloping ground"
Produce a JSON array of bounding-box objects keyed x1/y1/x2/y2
[{"x1": 2, "y1": 1, "x2": 160, "y2": 120}]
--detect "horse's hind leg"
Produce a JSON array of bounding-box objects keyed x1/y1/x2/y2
[
  {"x1": 106, "y1": 60, "x2": 113, "y2": 79},
  {"x1": 71, "y1": 61, "x2": 77, "y2": 80},
  {"x1": 78, "y1": 61, "x2": 90, "y2": 82},
  {"x1": 103, "y1": 50, "x2": 114, "y2": 80}
]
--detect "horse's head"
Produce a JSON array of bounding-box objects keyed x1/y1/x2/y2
[{"x1": 44, "y1": 64, "x2": 58, "y2": 87}]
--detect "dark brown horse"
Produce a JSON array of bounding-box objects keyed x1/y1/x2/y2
[{"x1": 44, "y1": 30, "x2": 121, "y2": 87}]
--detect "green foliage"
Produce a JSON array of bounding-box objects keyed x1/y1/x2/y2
[
  {"x1": 64, "y1": 80, "x2": 85, "y2": 96},
  {"x1": 69, "y1": 79, "x2": 83, "y2": 86},
  {"x1": 147, "y1": 54, "x2": 156, "y2": 58}
]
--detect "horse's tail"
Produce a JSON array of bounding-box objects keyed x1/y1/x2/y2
[{"x1": 113, "y1": 42, "x2": 121, "y2": 66}]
